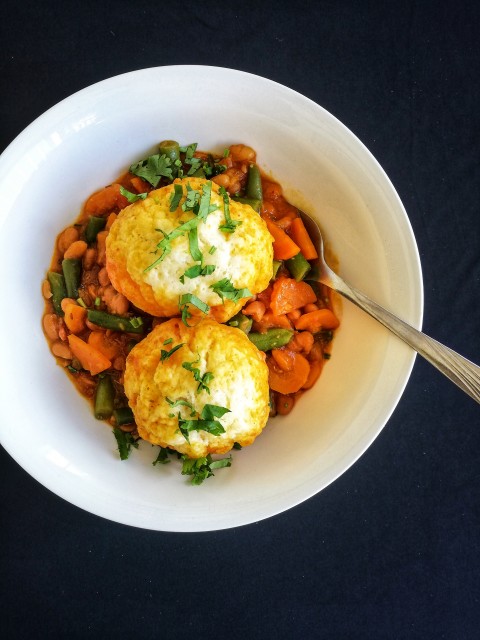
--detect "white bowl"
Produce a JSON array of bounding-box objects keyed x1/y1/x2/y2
[{"x1": 0, "y1": 66, "x2": 423, "y2": 531}]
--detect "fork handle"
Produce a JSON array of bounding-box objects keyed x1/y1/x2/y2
[{"x1": 331, "y1": 276, "x2": 480, "y2": 404}]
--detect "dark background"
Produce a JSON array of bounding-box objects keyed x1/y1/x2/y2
[{"x1": 2, "y1": 1, "x2": 479, "y2": 638}]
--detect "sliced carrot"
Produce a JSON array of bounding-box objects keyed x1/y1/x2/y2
[
  {"x1": 88, "y1": 331, "x2": 121, "y2": 360},
  {"x1": 106, "y1": 212, "x2": 117, "y2": 229},
  {"x1": 253, "y1": 311, "x2": 292, "y2": 332},
  {"x1": 288, "y1": 217, "x2": 318, "y2": 260},
  {"x1": 270, "y1": 277, "x2": 317, "y2": 316},
  {"x1": 130, "y1": 176, "x2": 151, "y2": 193},
  {"x1": 264, "y1": 218, "x2": 300, "y2": 260},
  {"x1": 67, "y1": 334, "x2": 111, "y2": 375},
  {"x1": 294, "y1": 308, "x2": 340, "y2": 332},
  {"x1": 242, "y1": 301, "x2": 266, "y2": 323},
  {"x1": 63, "y1": 303, "x2": 87, "y2": 334},
  {"x1": 84, "y1": 184, "x2": 129, "y2": 216},
  {"x1": 302, "y1": 360, "x2": 324, "y2": 389},
  {"x1": 267, "y1": 350, "x2": 310, "y2": 394}
]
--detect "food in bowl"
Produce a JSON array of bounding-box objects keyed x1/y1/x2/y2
[{"x1": 42, "y1": 141, "x2": 340, "y2": 483}]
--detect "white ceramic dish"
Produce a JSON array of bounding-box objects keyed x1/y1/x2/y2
[{"x1": 0, "y1": 66, "x2": 423, "y2": 531}]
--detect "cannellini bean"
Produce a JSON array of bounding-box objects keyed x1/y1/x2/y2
[
  {"x1": 42, "y1": 279, "x2": 52, "y2": 299},
  {"x1": 229, "y1": 144, "x2": 255, "y2": 162},
  {"x1": 61, "y1": 298, "x2": 77, "y2": 313},
  {"x1": 64, "y1": 240, "x2": 88, "y2": 260},
  {"x1": 303, "y1": 303, "x2": 319, "y2": 313},
  {"x1": 43, "y1": 313, "x2": 60, "y2": 341},
  {"x1": 212, "y1": 173, "x2": 230, "y2": 188},
  {"x1": 109, "y1": 293, "x2": 129, "y2": 315},
  {"x1": 51, "y1": 341, "x2": 72, "y2": 360},
  {"x1": 83, "y1": 247, "x2": 97, "y2": 270},
  {"x1": 57, "y1": 227, "x2": 79, "y2": 254},
  {"x1": 98, "y1": 267, "x2": 110, "y2": 287}
]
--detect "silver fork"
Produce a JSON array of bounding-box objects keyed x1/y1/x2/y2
[{"x1": 300, "y1": 211, "x2": 480, "y2": 404}]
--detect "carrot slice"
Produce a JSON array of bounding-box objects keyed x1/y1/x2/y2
[
  {"x1": 253, "y1": 311, "x2": 292, "y2": 332},
  {"x1": 67, "y1": 334, "x2": 111, "y2": 375},
  {"x1": 294, "y1": 308, "x2": 340, "y2": 332},
  {"x1": 302, "y1": 360, "x2": 324, "y2": 389},
  {"x1": 87, "y1": 331, "x2": 121, "y2": 360},
  {"x1": 289, "y1": 217, "x2": 318, "y2": 260},
  {"x1": 264, "y1": 218, "x2": 300, "y2": 260},
  {"x1": 267, "y1": 350, "x2": 310, "y2": 394},
  {"x1": 270, "y1": 277, "x2": 317, "y2": 316},
  {"x1": 242, "y1": 301, "x2": 266, "y2": 323},
  {"x1": 84, "y1": 184, "x2": 129, "y2": 216},
  {"x1": 63, "y1": 303, "x2": 87, "y2": 334}
]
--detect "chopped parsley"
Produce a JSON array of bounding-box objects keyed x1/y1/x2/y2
[
  {"x1": 182, "y1": 359, "x2": 214, "y2": 394},
  {"x1": 181, "y1": 454, "x2": 232, "y2": 485},
  {"x1": 113, "y1": 428, "x2": 139, "y2": 461},
  {"x1": 163, "y1": 338, "x2": 173, "y2": 345},
  {"x1": 218, "y1": 186, "x2": 241, "y2": 234},
  {"x1": 169, "y1": 183, "x2": 184, "y2": 211},
  {"x1": 179, "y1": 293, "x2": 210, "y2": 326},
  {"x1": 166, "y1": 397, "x2": 197, "y2": 415},
  {"x1": 210, "y1": 278, "x2": 252, "y2": 303},
  {"x1": 120, "y1": 185, "x2": 148, "y2": 203},
  {"x1": 129, "y1": 153, "x2": 173, "y2": 187},
  {"x1": 177, "y1": 403, "x2": 231, "y2": 442},
  {"x1": 152, "y1": 447, "x2": 171, "y2": 465},
  {"x1": 160, "y1": 342, "x2": 185, "y2": 362},
  {"x1": 180, "y1": 263, "x2": 216, "y2": 283}
]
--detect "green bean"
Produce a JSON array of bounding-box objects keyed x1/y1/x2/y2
[
  {"x1": 84, "y1": 216, "x2": 106, "y2": 244},
  {"x1": 87, "y1": 309, "x2": 145, "y2": 334},
  {"x1": 228, "y1": 312, "x2": 253, "y2": 334},
  {"x1": 62, "y1": 258, "x2": 81, "y2": 299},
  {"x1": 47, "y1": 271, "x2": 67, "y2": 316},
  {"x1": 246, "y1": 164, "x2": 263, "y2": 201},
  {"x1": 94, "y1": 375, "x2": 115, "y2": 420},
  {"x1": 159, "y1": 140, "x2": 181, "y2": 163},
  {"x1": 113, "y1": 406, "x2": 135, "y2": 427},
  {"x1": 248, "y1": 328, "x2": 294, "y2": 351},
  {"x1": 231, "y1": 196, "x2": 261, "y2": 213},
  {"x1": 286, "y1": 252, "x2": 311, "y2": 281},
  {"x1": 272, "y1": 259, "x2": 283, "y2": 279}
]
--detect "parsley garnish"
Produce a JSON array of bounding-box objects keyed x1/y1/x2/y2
[
  {"x1": 178, "y1": 294, "x2": 209, "y2": 326},
  {"x1": 120, "y1": 185, "x2": 148, "y2": 203},
  {"x1": 182, "y1": 359, "x2": 214, "y2": 394},
  {"x1": 188, "y1": 226, "x2": 202, "y2": 262},
  {"x1": 218, "y1": 186, "x2": 241, "y2": 234},
  {"x1": 210, "y1": 278, "x2": 252, "y2": 303},
  {"x1": 152, "y1": 447, "x2": 171, "y2": 465},
  {"x1": 113, "y1": 428, "x2": 139, "y2": 460},
  {"x1": 160, "y1": 342, "x2": 185, "y2": 362},
  {"x1": 129, "y1": 153, "x2": 173, "y2": 187},
  {"x1": 181, "y1": 454, "x2": 232, "y2": 485},
  {"x1": 180, "y1": 264, "x2": 216, "y2": 283},
  {"x1": 169, "y1": 183, "x2": 184, "y2": 211},
  {"x1": 177, "y1": 404, "x2": 231, "y2": 442},
  {"x1": 163, "y1": 338, "x2": 173, "y2": 345}
]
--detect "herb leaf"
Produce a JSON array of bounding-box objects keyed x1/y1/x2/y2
[
  {"x1": 181, "y1": 454, "x2": 232, "y2": 485},
  {"x1": 152, "y1": 447, "x2": 171, "y2": 465},
  {"x1": 120, "y1": 186, "x2": 148, "y2": 203},
  {"x1": 178, "y1": 294, "x2": 210, "y2": 326},
  {"x1": 130, "y1": 153, "x2": 173, "y2": 187},
  {"x1": 182, "y1": 360, "x2": 214, "y2": 394},
  {"x1": 160, "y1": 342, "x2": 185, "y2": 362},
  {"x1": 210, "y1": 278, "x2": 252, "y2": 303},
  {"x1": 218, "y1": 186, "x2": 241, "y2": 234},
  {"x1": 180, "y1": 264, "x2": 216, "y2": 283},
  {"x1": 169, "y1": 183, "x2": 184, "y2": 211},
  {"x1": 113, "y1": 428, "x2": 139, "y2": 460}
]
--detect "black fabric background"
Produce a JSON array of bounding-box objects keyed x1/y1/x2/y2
[{"x1": 1, "y1": 1, "x2": 479, "y2": 638}]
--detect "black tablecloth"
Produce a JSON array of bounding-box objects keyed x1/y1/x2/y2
[{"x1": 2, "y1": 1, "x2": 479, "y2": 638}]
